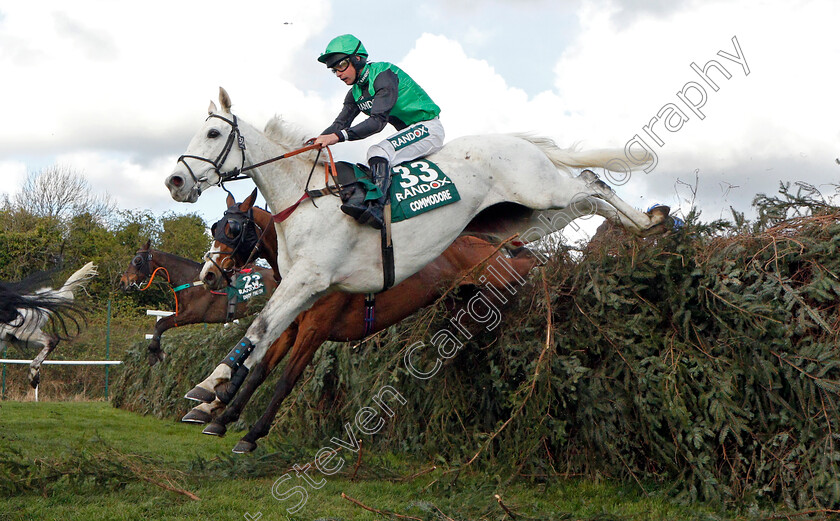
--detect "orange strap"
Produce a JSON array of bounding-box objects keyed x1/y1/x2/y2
[
  {"x1": 324, "y1": 145, "x2": 338, "y2": 187},
  {"x1": 138, "y1": 267, "x2": 180, "y2": 318}
]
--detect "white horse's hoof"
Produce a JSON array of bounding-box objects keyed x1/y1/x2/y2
[
  {"x1": 579, "y1": 169, "x2": 599, "y2": 183},
  {"x1": 185, "y1": 386, "x2": 216, "y2": 403}
]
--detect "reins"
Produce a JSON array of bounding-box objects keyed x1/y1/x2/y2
[
  {"x1": 135, "y1": 259, "x2": 204, "y2": 319},
  {"x1": 178, "y1": 113, "x2": 343, "y2": 223},
  {"x1": 137, "y1": 266, "x2": 182, "y2": 317}
]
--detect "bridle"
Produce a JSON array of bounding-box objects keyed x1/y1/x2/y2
[
  {"x1": 175, "y1": 111, "x2": 337, "y2": 207},
  {"x1": 126, "y1": 248, "x2": 204, "y2": 318},
  {"x1": 128, "y1": 249, "x2": 154, "y2": 286},
  {"x1": 205, "y1": 205, "x2": 267, "y2": 285},
  {"x1": 176, "y1": 114, "x2": 247, "y2": 201}
]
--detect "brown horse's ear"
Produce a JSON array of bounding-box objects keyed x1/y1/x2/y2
[
  {"x1": 143, "y1": 239, "x2": 151, "y2": 250},
  {"x1": 226, "y1": 192, "x2": 235, "y2": 208},
  {"x1": 241, "y1": 188, "x2": 259, "y2": 211},
  {"x1": 219, "y1": 87, "x2": 232, "y2": 113}
]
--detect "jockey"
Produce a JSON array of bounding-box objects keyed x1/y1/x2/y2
[{"x1": 312, "y1": 34, "x2": 444, "y2": 230}]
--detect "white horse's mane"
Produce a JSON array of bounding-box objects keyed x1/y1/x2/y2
[{"x1": 263, "y1": 117, "x2": 326, "y2": 164}]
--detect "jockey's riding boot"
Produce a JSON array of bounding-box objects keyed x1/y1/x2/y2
[
  {"x1": 340, "y1": 184, "x2": 369, "y2": 221},
  {"x1": 359, "y1": 157, "x2": 390, "y2": 230}
]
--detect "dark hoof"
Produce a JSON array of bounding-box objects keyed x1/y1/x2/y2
[
  {"x1": 232, "y1": 439, "x2": 257, "y2": 453},
  {"x1": 185, "y1": 386, "x2": 216, "y2": 403},
  {"x1": 148, "y1": 350, "x2": 165, "y2": 367},
  {"x1": 202, "y1": 422, "x2": 227, "y2": 437},
  {"x1": 214, "y1": 382, "x2": 237, "y2": 404},
  {"x1": 29, "y1": 372, "x2": 40, "y2": 389},
  {"x1": 181, "y1": 409, "x2": 212, "y2": 424}
]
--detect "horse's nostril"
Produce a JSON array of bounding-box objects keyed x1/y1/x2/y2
[
  {"x1": 170, "y1": 175, "x2": 184, "y2": 188},
  {"x1": 205, "y1": 272, "x2": 215, "y2": 282}
]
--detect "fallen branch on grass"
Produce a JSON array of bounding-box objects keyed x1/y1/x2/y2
[{"x1": 341, "y1": 492, "x2": 423, "y2": 521}]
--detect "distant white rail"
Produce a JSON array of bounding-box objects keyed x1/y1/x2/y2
[
  {"x1": 0, "y1": 359, "x2": 122, "y2": 365},
  {"x1": 145, "y1": 309, "x2": 175, "y2": 339},
  {"x1": 0, "y1": 359, "x2": 122, "y2": 401},
  {"x1": 146, "y1": 310, "x2": 175, "y2": 318}
]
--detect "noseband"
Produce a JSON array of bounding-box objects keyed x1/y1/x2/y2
[{"x1": 177, "y1": 114, "x2": 247, "y2": 199}]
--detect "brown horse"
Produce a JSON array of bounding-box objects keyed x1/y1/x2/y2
[
  {"x1": 118, "y1": 240, "x2": 278, "y2": 366},
  {"x1": 186, "y1": 189, "x2": 538, "y2": 453}
]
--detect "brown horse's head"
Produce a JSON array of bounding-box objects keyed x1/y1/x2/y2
[
  {"x1": 201, "y1": 188, "x2": 267, "y2": 290},
  {"x1": 119, "y1": 239, "x2": 153, "y2": 290}
]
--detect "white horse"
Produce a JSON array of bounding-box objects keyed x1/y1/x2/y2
[
  {"x1": 165, "y1": 88, "x2": 668, "y2": 403},
  {"x1": 0, "y1": 262, "x2": 97, "y2": 387}
]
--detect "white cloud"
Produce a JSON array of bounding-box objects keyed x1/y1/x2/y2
[
  {"x1": 0, "y1": 161, "x2": 27, "y2": 199},
  {"x1": 1, "y1": 0, "x2": 837, "y2": 234},
  {"x1": 0, "y1": 1, "x2": 331, "y2": 156},
  {"x1": 544, "y1": 0, "x2": 840, "y2": 217}
]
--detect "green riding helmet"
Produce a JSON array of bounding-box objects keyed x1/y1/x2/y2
[{"x1": 318, "y1": 34, "x2": 368, "y2": 69}]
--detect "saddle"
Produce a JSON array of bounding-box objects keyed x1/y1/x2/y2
[{"x1": 313, "y1": 161, "x2": 374, "y2": 218}]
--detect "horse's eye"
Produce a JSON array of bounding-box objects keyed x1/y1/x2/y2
[
  {"x1": 207, "y1": 128, "x2": 221, "y2": 138},
  {"x1": 132, "y1": 256, "x2": 142, "y2": 266}
]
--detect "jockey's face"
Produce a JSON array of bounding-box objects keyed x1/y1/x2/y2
[{"x1": 334, "y1": 61, "x2": 357, "y2": 85}]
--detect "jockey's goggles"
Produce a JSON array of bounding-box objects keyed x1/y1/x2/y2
[{"x1": 330, "y1": 58, "x2": 352, "y2": 74}]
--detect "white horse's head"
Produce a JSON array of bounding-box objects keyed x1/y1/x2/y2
[{"x1": 166, "y1": 87, "x2": 246, "y2": 203}]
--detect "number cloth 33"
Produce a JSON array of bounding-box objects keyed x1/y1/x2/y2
[{"x1": 353, "y1": 159, "x2": 460, "y2": 223}]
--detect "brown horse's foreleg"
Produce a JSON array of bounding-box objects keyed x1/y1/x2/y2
[
  {"x1": 147, "y1": 315, "x2": 179, "y2": 366},
  {"x1": 202, "y1": 324, "x2": 297, "y2": 437},
  {"x1": 231, "y1": 318, "x2": 329, "y2": 453}
]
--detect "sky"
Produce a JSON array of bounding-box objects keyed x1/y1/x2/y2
[{"x1": 1, "y1": 0, "x2": 838, "y2": 243}]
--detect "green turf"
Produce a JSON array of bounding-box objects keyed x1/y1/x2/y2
[{"x1": 0, "y1": 401, "x2": 754, "y2": 520}]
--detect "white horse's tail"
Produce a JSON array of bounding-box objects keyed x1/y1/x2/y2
[
  {"x1": 52, "y1": 262, "x2": 98, "y2": 301},
  {"x1": 516, "y1": 134, "x2": 649, "y2": 175}
]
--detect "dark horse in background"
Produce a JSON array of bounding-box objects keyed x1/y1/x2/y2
[
  {"x1": 188, "y1": 189, "x2": 539, "y2": 453},
  {"x1": 118, "y1": 240, "x2": 278, "y2": 366}
]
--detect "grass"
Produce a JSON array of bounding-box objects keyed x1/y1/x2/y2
[{"x1": 0, "y1": 401, "x2": 758, "y2": 520}]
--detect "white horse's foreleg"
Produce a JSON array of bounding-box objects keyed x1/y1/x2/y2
[
  {"x1": 184, "y1": 364, "x2": 233, "y2": 402},
  {"x1": 185, "y1": 267, "x2": 329, "y2": 404}
]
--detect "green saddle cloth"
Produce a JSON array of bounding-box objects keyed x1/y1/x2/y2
[
  {"x1": 226, "y1": 270, "x2": 267, "y2": 303},
  {"x1": 351, "y1": 159, "x2": 461, "y2": 223}
]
